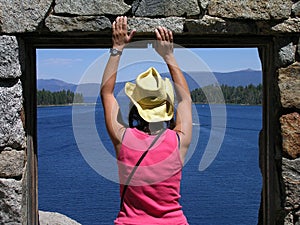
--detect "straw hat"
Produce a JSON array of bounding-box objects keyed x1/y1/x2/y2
[{"x1": 125, "y1": 67, "x2": 174, "y2": 122}]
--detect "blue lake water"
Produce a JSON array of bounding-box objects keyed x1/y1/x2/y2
[{"x1": 37, "y1": 104, "x2": 262, "y2": 225}]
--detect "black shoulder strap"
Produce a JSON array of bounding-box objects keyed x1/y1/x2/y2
[{"x1": 120, "y1": 128, "x2": 166, "y2": 210}]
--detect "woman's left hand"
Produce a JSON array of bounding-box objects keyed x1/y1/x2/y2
[
  {"x1": 112, "y1": 16, "x2": 135, "y2": 51},
  {"x1": 154, "y1": 26, "x2": 174, "y2": 60}
]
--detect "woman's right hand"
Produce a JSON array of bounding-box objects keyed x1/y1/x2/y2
[
  {"x1": 154, "y1": 26, "x2": 174, "y2": 61},
  {"x1": 112, "y1": 16, "x2": 135, "y2": 51}
]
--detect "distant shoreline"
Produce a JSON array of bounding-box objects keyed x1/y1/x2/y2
[
  {"x1": 192, "y1": 102, "x2": 262, "y2": 106},
  {"x1": 37, "y1": 103, "x2": 97, "y2": 107},
  {"x1": 37, "y1": 102, "x2": 262, "y2": 108}
]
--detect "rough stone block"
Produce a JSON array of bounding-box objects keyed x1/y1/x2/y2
[
  {"x1": 132, "y1": 0, "x2": 200, "y2": 17},
  {"x1": 280, "y1": 112, "x2": 300, "y2": 159},
  {"x1": 292, "y1": 2, "x2": 300, "y2": 17},
  {"x1": 271, "y1": 18, "x2": 300, "y2": 33},
  {"x1": 254, "y1": 18, "x2": 300, "y2": 35},
  {"x1": 0, "y1": 36, "x2": 22, "y2": 79},
  {"x1": 0, "y1": 150, "x2": 25, "y2": 178},
  {"x1": 0, "y1": 0, "x2": 52, "y2": 33},
  {"x1": 278, "y1": 62, "x2": 300, "y2": 109},
  {"x1": 199, "y1": 0, "x2": 209, "y2": 11},
  {"x1": 39, "y1": 211, "x2": 81, "y2": 225},
  {"x1": 54, "y1": 0, "x2": 130, "y2": 15},
  {"x1": 0, "y1": 79, "x2": 25, "y2": 150},
  {"x1": 0, "y1": 178, "x2": 22, "y2": 224},
  {"x1": 282, "y1": 157, "x2": 300, "y2": 223},
  {"x1": 276, "y1": 40, "x2": 297, "y2": 68},
  {"x1": 128, "y1": 17, "x2": 184, "y2": 34},
  {"x1": 284, "y1": 211, "x2": 300, "y2": 224},
  {"x1": 208, "y1": 0, "x2": 293, "y2": 20},
  {"x1": 45, "y1": 15, "x2": 111, "y2": 32},
  {"x1": 185, "y1": 15, "x2": 256, "y2": 34}
]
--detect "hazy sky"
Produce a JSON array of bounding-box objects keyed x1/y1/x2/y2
[{"x1": 37, "y1": 48, "x2": 262, "y2": 84}]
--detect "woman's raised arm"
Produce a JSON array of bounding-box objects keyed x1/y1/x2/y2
[
  {"x1": 100, "y1": 16, "x2": 135, "y2": 153},
  {"x1": 154, "y1": 27, "x2": 192, "y2": 162}
]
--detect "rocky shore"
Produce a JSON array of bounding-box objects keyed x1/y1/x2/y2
[{"x1": 39, "y1": 211, "x2": 81, "y2": 225}]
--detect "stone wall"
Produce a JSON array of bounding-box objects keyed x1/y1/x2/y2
[
  {"x1": 0, "y1": 34, "x2": 26, "y2": 224},
  {"x1": 0, "y1": 0, "x2": 299, "y2": 224}
]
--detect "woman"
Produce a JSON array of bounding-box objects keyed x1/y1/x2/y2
[{"x1": 101, "y1": 16, "x2": 192, "y2": 225}]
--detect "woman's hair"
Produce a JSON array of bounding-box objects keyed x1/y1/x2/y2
[{"x1": 128, "y1": 104, "x2": 175, "y2": 134}]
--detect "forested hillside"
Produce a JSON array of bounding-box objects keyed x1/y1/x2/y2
[
  {"x1": 37, "y1": 89, "x2": 84, "y2": 105},
  {"x1": 191, "y1": 84, "x2": 262, "y2": 105}
]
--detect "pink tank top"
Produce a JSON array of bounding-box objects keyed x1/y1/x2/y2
[{"x1": 115, "y1": 128, "x2": 189, "y2": 225}]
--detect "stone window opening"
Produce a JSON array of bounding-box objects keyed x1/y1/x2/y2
[
  {"x1": 19, "y1": 35, "x2": 281, "y2": 225},
  {"x1": 25, "y1": 40, "x2": 270, "y2": 224}
]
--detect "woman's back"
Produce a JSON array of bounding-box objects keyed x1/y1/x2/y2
[{"x1": 115, "y1": 128, "x2": 188, "y2": 225}]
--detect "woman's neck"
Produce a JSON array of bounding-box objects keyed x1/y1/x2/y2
[{"x1": 148, "y1": 122, "x2": 165, "y2": 135}]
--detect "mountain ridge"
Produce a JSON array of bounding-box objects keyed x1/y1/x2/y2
[{"x1": 37, "y1": 69, "x2": 262, "y2": 93}]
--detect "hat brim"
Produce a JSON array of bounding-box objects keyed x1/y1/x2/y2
[{"x1": 125, "y1": 78, "x2": 174, "y2": 122}]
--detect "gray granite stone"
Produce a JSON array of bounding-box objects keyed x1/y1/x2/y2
[
  {"x1": 0, "y1": 150, "x2": 25, "y2": 178},
  {"x1": 185, "y1": 15, "x2": 256, "y2": 34},
  {"x1": 45, "y1": 15, "x2": 111, "y2": 32},
  {"x1": 0, "y1": 0, "x2": 52, "y2": 33},
  {"x1": 292, "y1": 2, "x2": 300, "y2": 17},
  {"x1": 128, "y1": 17, "x2": 184, "y2": 34},
  {"x1": 276, "y1": 41, "x2": 297, "y2": 68},
  {"x1": 54, "y1": 0, "x2": 130, "y2": 15},
  {"x1": 208, "y1": 0, "x2": 293, "y2": 20},
  {"x1": 0, "y1": 178, "x2": 22, "y2": 224},
  {"x1": 0, "y1": 36, "x2": 22, "y2": 79},
  {"x1": 282, "y1": 157, "x2": 300, "y2": 223},
  {"x1": 0, "y1": 79, "x2": 25, "y2": 149},
  {"x1": 132, "y1": 0, "x2": 200, "y2": 17}
]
